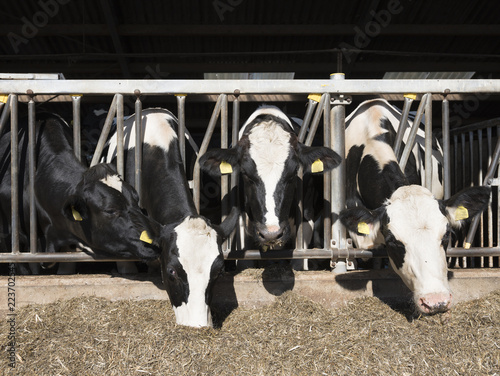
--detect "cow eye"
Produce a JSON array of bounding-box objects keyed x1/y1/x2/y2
[{"x1": 167, "y1": 268, "x2": 177, "y2": 277}]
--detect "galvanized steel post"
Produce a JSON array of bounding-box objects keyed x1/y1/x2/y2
[
  {"x1": 116, "y1": 94, "x2": 124, "y2": 178},
  {"x1": 72, "y1": 95, "x2": 82, "y2": 162},
  {"x1": 424, "y1": 93, "x2": 433, "y2": 191},
  {"x1": 442, "y1": 97, "x2": 451, "y2": 199},
  {"x1": 329, "y1": 73, "x2": 347, "y2": 273},
  {"x1": 176, "y1": 94, "x2": 187, "y2": 169},
  {"x1": 393, "y1": 94, "x2": 414, "y2": 160},
  {"x1": 28, "y1": 94, "x2": 37, "y2": 255},
  {"x1": 10, "y1": 94, "x2": 19, "y2": 254},
  {"x1": 134, "y1": 91, "x2": 143, "y2": 204}
]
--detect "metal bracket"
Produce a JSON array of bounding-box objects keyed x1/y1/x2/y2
[{"x1": 331, "y1": 94, "x2": 352, "y2": 105}]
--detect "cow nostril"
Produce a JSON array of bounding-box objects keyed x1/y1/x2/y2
[{"x1": 259, "y1": 226, "x2": 284, "y2": 241}]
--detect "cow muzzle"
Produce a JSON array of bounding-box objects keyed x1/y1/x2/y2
[
  {"x1": 257, "y1": 224, "x2": 287, "y2": 248},
  {"x1": 417, "y1": 292, "x2": 452, "y2": 315}
]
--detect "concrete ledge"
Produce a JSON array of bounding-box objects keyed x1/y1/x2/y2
[{"x1": 1, "y1": 269, "x2": 499, "y2": 311}]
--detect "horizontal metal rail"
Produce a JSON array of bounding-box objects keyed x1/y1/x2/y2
[
  {"x1": 0, "y1": 247, "x2": 499, "y2": 263},
  {"x1": 2, "y1": 79, "x2": 500, "y2": 96}
]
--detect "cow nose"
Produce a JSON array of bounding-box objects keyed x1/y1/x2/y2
[
  {"x1": 259, "y1": 225, "x2": 284, "y2": 241},
  {"x1": 418, "y1": 293, "x2": 452, "y2": 314}
]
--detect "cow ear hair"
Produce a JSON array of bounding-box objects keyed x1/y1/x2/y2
[
  {"x1": 339, "y1": 206, "x2": 384, "y2": 236},
  {"x1": 217, "y1": 206, "x2": 240, "y2": 239},
  {"x1": 62, "y1": 195, "x2": 88, "y2": 222},
  {"x1": 199, "y1": 148, "x2": 240, "y2": 177},
  {"x1": 442, "y1": 186, "x2": 491, "y2": 228},
  {"x1": 297, "y1": 144, "x2": 342, "y2": 174}
]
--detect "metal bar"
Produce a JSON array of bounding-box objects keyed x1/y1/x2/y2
[
  {"x1": 28, "y1": 96, "x2": 37, "y2": 255},
  {"x1": 295, "y1": 166, "x2": 304, "y2": 251},
  {"x1": 231, "y1": 95, "x2": 240, "y2": 251},
  {"x1": 176, "y1": 95, "x2": 187, "y2": 169},
  {"x1": 10, "y1": 95, "x2": 19, "y2": 254},
  {"x1": 305, "y1": 94, "x2": 326, "y2": 147},
  {"x1": 393, "y1": 95, "x2": 414, "y2": 160},
  {"x1": 399, "y1": 93, "x2": 429, "y2": 171},
  {"x1": 424, "y1": 93, "x2": 433, "y2": 191},
  {"x1": 193, "y1": 94, "x2": 224, "y2": 211},
  {"x1": 442, "y1": 98, "x2": 451, "y2": 199},
  {"x1": 72, "y1": 95, "x2": 82, "y2": 162},
  {"x1": 465, "y1": 135, "x2": 500, "y2": 247},
  {"x1": 3, "y1": 79, "x2": 500, "y2": 95},
  {"x1": 1, "y1": 245, "x2": 499, "y2": 263},
  {"x1": 220, "y1": 94, "x2": 229, "y2": 222},
  {"x1": 115, "y1": 94, "x2": 124, "y2": 178},
  {"x1": 90, "y1": 94, "x2": 118, "y2": 167},
  {"x1": 298, "y1": 98, "x2": 318, "y2": 143},
  {"x1": 134, "y1": 96, "x2": 143, "y2": 204},
  {"x1": 323, "y1": 94, "x2": 332, "y2": 250},
  {"x1": 0, "y1": 94, "x2": 12, "y2": 136}
]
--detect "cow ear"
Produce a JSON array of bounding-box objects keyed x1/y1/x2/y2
[
  {"x1": 63, "y1": 195, "x2": 88, "y2": 222},
  {"x1": 442, "y1": 186, "x2": 491, "y2": 228},
  {"x1": 217, "y1": 206, "x2": 240, "y2": 239},
  {"x1": 199, "y1": 148, "x2": 240, "y2": 177},
  {"x1": 297, "y1": 145, "x2": 341, "y2": 174},
  {"x1": 339, "y1": 206, "x2": 384, "y2": 236}
]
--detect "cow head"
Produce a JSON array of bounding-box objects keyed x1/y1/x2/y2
[
  {"x1": 159, "y1": 207, "x2": 239, "y2": 327},
  {"x1": 340, "y1": 185, "x2": 490, "y2": 315},
  {"x1": 62, "y1": 163, "x2": 162, "y2": 260},
  {"x1": 200, "y1": 106, "x2": 341, "y2": 248}
]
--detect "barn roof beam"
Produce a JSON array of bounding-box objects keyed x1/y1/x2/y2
[{"x1": 2, "y1": 24, "x2": 500, "y2": 37}]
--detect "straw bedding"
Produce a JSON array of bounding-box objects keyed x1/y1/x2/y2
[{"x1": 1, "y1": 283, "x2": 499, "y2": 375}]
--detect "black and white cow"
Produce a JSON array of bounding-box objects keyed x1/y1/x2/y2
[
  {"x1": 340, "y1": 99, "x2": 491, "y2": 314},
  {"x1": 199, "y1": 105, "x2": 341, "y2": 250},
  {"x1": 104, "y1": 108, "x2": 238, "y2": 327},
  {"x1": 0, "y1": 113, "x2": 162, "y2": 266}
]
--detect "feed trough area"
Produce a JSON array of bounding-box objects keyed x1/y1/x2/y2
[{"x1": 1, "y1": 284, "x2": 498, "y2": 375}]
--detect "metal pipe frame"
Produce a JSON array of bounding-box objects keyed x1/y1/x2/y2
[
  {"x1": 28, "y1": 96, "x2": 37, "y2": 255},
  {"x1": 176, "y1": 95, "x2": 187, "y2": 169},
  {"x1": 424, "y1": 93, "x2": 433, "y2": 191},
  {"x1": 72, "y1": 95, "x2": 82, "y2": 162},
  {"x1": 399, "y1": 93, "x2": 430, "y2": 171},
  {"x1": 0, "y1": 94, "x2": 12, "y2": 136},
  {"x1": 3, "y1": 79, "x2": 500, "y2": 95},
  {"x1": 2, "y1": 78, "x2": 500, "y2": 264},
  {"x1": 298, "y1": 98, "x2": 318, "y2": 143},
  {"x1": 393, "y1": 95, "x2": 414, "y2": 160},
  {"x1": 442, "y1": 98, "x2": 451, "y2": 199},
  {"x1": 134, "y1": 96, "x2": 143, "y2": 203}
]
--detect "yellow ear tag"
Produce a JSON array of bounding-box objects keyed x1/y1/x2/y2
[
  {"x1": 357, "y1": 222, "x2": 370, "y2": 235},
  {"x1": 311, "y1": 159, "x2": 324, "y2": 173},
  {"x1": 455, "y1": 205, "x2": 469, "y2": 221},
  {"x1": 71, "y1": 207, "x2": 83, "y2": 221},
  {"x1": 0, "y1": 94, "x2": 8, "y2": 104},
  {"x1": 307, "y1": 93, "x2": 322, "y2": 103},
  {"x1": 219, "y1": 161, "x2": 233, "y2": 174},
  {"x1": 140, "y1": 230, "x2": 153, "y2": 244}
]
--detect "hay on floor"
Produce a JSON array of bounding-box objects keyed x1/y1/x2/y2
[{"x1": 1, "y1": 287, "x2": 499, "y2": 375}]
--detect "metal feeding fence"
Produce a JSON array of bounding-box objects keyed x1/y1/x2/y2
[{"x1": 0, "y1": 76, "x2": 500, "y2": 271}]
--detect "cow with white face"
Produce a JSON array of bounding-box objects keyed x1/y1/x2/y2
[
  {"x1": 199, "y1": 105, "x2": 341, "y2": 250},
  {"x1": 340, "y1": 99, "x2": 491, "y2": 314},
  {"x1": 105, "y1": 108, "x2": 238, "y2": 327}
]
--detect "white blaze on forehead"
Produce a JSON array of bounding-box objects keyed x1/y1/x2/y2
[
  {"x1": 100, "y1": 174, "x2": 122, "y2": 192},
  {"x1": 239, "y1": 106, "x2": 293, "y2": 139},
  {"x1": 248, "y1": 121, "x2": 291, "y2": 227},
  {"x1": 105, "y1": 108, "x2": 178, "y2": 161},
  {"x1": 173, "y1": 216, "x2": 220, "y2": 327},
  {"x1": 386, "y1": 185, "x2": 450, "y2": 295}
]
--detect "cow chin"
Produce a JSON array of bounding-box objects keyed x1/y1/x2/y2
[{"x1": 173, "y1": 302, "x2": 213, "y2": 328}]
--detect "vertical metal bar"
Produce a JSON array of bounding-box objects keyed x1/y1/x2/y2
[
  {"x1": 330, "y1": 76, "x2": 346, "y2": 272},
  {"x1": 134, "y1": 96, "x2": 143, "y2": 205},
  {"x1": 72, "y1": 95, "x2": 82, "y2": 162},
  {"x1": 424, "y1": 93, "x2": 433, "y2": 191},
  {"x1": 393, "y1": 95, "x2": 414, "y2": 160},
  {"x1": 28, "y1": 96, "x2": 37, "y2": 255},
  {"x1": 10, "y1": 95, "x2": 19, "y2": 254},
  {"x1": 193, "y1": 94, "x2": 224, "y2": 211},
  {"x1": 176, "y1": 94, "x2": 187, "y2": 170},
  {"x1": 220, "y1": 95, "x2": 229, "y2": 222},
  {"x1": 298, "y1": 98, "x2": 318, "y2": 143},
  {"x1": 453, "y1": 134, "x2": 458, "y2": 195},
  {"x1": 0, "y1": 94, "x2": 12, "y2": 136},
  {"x1": 442, "y1": 98, "x2": 451, "y2": 199},
  {"x1": 323, "y1": 93, "x2": 332, "y2": 250},
  {"x1": 461, "y1": 133, "x2": 466, "y2": 190},
  {"x1": 116, "y1": 94, "x2": 124, "y2": 178},
  {"x1": 231, "y1": 95, "x2": 240, "y2": 250},
  {"x1": 492, "y1": 126, "x2": 496, "y2": 268},
  {"x1": 399, "y1": 93, "x2": 429, "y2": 171},
  {"x1": 295, "y1": 166, "x2": 304, "y2": 251},
  {"x1": 305, "y1": 94, "x2": 326, "y2": 147},
  {"x1": 91, "y1": 94, "x2": 118, "y2": 167},
  {"x1": 477, "y1": 129, "x2": 484, "y2": 267}
]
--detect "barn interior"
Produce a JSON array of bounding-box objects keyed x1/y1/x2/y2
[{"x1": 1, "y1": 0, "x2": 500, "y2": 272}]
